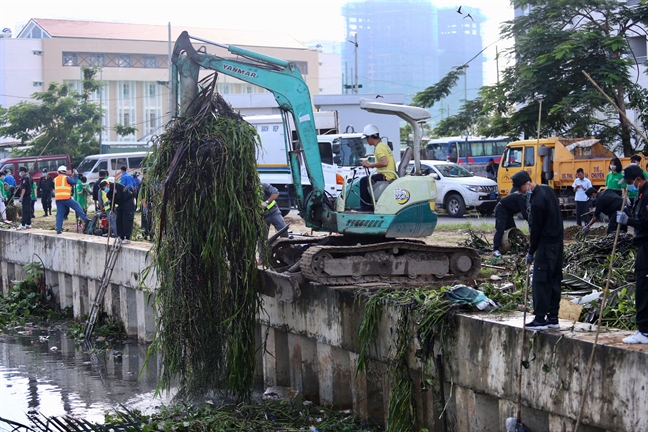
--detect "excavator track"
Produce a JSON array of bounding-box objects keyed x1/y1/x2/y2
[{"x1": 297, "y1": 241, "x2": 481, "y2": 286}]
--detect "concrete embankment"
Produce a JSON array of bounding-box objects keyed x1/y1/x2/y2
[{"x1": 1, "y1": 229, "x2": 646, "y2": 431}]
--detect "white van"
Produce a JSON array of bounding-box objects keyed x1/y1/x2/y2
[{"x1": 76, "y1": 152, "x2": 151, "y2": 186}]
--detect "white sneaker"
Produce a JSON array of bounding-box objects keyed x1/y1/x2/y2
[
  {"x1": 16, "y1": 225, "x2": 26, "y2": 230},
  {"x1": 121, "y1": 239, "x2": 131, "y2": 244},
  {"x1": 25, "y1": 225, "x2": 31, "y2": 229},
  {"x1": 493, "y1": 250, "x2": 501, "y2": 257},
  {"x1": 622, "y1": 331, "x2": 648, "y2": 344}
]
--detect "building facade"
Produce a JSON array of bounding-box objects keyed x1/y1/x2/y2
[
  {"x1": 2, "y1": 19, "x2": 322, "y2": 143},
  {"x1": 341, "y1": 0, "x2": 486, "y2": 122},
  {"x1": 341, "y1": 0, "x2": 439, "y2": 99}
]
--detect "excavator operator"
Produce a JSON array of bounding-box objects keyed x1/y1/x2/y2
[{"x1": 354, "y1": 124, "x2": 396, "y2": 212}]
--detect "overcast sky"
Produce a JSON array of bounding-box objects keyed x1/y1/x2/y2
[{"x1": 1, "y1": 0, "x2": 514, "y2": 84}]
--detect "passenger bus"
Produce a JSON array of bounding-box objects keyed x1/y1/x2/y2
[{"x1": 423, "y1": 137, "x2": 509, "y2": 164}]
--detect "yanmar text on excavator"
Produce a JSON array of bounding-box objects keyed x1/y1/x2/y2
[{"x1": 171, "y1": 31, "x2": 480, "y2": 286}]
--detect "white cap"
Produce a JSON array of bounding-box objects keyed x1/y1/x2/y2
[{"x1": 58, "y1": 165, "x2": 67, "y2": 173}]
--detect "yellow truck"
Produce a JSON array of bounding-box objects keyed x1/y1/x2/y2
[{"x1": 497, "y1": 137, "x2": 644, "y2": 214}]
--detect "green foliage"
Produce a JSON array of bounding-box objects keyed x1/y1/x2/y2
[
  {"x1": 0, "y1": 262, "x2": 49, "y2": 326},
  {"x1": 412, "y1": 65, "x2": 467, "y2": 109},
  {"x1": 103, "y1": 401, "x2": 378, "y2": 431},
  {"x1": 13, "y1": 400, "x2": 377, "y2": 432},
  {"x1": 112, "y1": 123, "x2": 138, "y2": 137},
  {"x1": 489, "y1": 0, "x2": 648, "y2": 154},
  {"x1": 356, "y1": 287, "x2": 454, "y2": 431},
  {"x1": 148, "y1": 76, "x2": 265, "y2": 402},
  {"x1": 355, "y1": 293, "x2": 382, "y2": 376},
  {"x1": 432, "y1": 97, "x2": 494, "y2": 137},
  {"x1": 423, "y1": 0, "x2": 648, "y2": 152},
  {"x1": 0, "y1": 66, "x2": 103, "y2": 164}
]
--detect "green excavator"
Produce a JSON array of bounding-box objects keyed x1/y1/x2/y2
[{"x1": 172, "y1": 31, "x2": 480, "y2": 286}]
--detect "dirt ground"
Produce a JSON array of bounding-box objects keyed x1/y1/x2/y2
[
  {"x1": 283, "y1": 214, "x2": 484, "y2": 247},
  {"x1": 2, "y1": 205, "x2": 148, "y2": 240}
]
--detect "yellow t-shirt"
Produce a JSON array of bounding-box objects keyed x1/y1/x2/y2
[{"x1": 374, "y1": 142, "x2": 396, "y2": 181}]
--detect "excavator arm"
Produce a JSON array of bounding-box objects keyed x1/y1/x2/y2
[{"x1": 171, "y1": 31, "x2": 324, "y2": 227}]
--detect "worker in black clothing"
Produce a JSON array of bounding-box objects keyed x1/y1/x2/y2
[
  {"x1": 511, "y1": 170, "x2": 564, "y2": 330},
  {"x1": 492, "y1": 192, "x2": 528, "y2": 257},
  {"x1": 582, "y1": 187, "x2": 628, "y2": 235},
  {"x1": 100, "y1": 177, "x2": 135, "y2": 244},
  {"x1": 615, "y1": 166, "x2": 648, "y2": 343},
  {"x1": 92, "y1": 170, "x2": 107, "y2": 212},
  {"x1": 38, "y1": 169, "x2": 54, "y2": 216}
]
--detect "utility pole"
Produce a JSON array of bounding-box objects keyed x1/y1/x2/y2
[
  {"x1": 347, "y1": 34, "x2": 359, "y2": 94},
  {"x1": 354, "y1": 33, "x2": 358, "y2": 94}
]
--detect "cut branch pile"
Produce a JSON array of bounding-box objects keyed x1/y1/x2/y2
[{"x1": 147, "y1": 74, "x2": 265, "y2": 402}]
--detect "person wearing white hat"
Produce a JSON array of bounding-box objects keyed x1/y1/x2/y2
[
  {"x1": 54, "y1": 165, "x2": 90, "y2": 234},
  {"x1": 354, "y1": 124, "x2": 396, "y2": 212}
]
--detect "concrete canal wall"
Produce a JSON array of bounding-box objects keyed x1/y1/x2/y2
[
  {"x1": 0, "y1": 230, "x2": 156, "y2": 342},
  {"x1": 2, "y1": 229, "x2": 647, "y2": 431}
]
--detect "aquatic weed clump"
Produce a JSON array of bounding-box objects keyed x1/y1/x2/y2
[{"x1": 148, "y1": 75, "x2": 265, "y2": 402}]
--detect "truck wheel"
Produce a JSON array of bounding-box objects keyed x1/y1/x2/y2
[{"x1": 445, "y1": 194, "x2": 465, "y2": 218}]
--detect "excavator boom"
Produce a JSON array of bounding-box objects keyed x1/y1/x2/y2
[{"x1": 172, "y1": 31, "x2": 324, "y2": 227}]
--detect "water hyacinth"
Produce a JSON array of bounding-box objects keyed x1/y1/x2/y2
[{"x1": 147, "y1": 74, "x2": 265, "y2": 402}]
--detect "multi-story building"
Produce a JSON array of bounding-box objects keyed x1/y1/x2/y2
[
  {"x1": 1, "y1": 18, "x2": 321, "y2": 142},
  {"x1": 341, "y1": 0, "x2": 486, "y2": 121},
  {"x1": 436, "y1": 7, "x2": 486, "y2": 118},
  {"x1": 341, "y1": 0, "x2": 439, "y2": 100}
]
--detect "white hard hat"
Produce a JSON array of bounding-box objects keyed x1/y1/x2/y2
[
  {"x1": 362, "y1": 124, "x2": 380, "y2": 138},
  {"x1": 58, "y1": 165, "x2": 67, "y2": 173}
]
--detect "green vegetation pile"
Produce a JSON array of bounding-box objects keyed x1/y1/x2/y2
[
  {"x1": 0, "y1": 261, "x2": 125, "y2": 339},
  {"x1": 563, "y1": 233, "x2": 638, "y2": 329},
  {"x1": 0, "y1": 262, "x2": 56, "y2": 328},
  {"x1": 147, "y1": 75, "x2": 265, "y2": 402},
  {"x1": 3, "y1": 400, "x2": 377, "y2": 432}
]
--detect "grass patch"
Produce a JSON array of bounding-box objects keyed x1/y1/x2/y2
[{"x1": 435, "y1": 221, "x2": 495, "y2": 232}]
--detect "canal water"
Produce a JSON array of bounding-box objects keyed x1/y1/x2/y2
[{"x1": 0, "y1": 327, "x2": 171, "y2": 427}]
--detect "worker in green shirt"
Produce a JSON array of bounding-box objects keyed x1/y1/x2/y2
[
  {"x1": 605, "y1": 156, "x2": 626, "y2": 196},
  {"x1": 74, "y1": 175, "x2": 90, "y2": 213},
  {"x1": 0, "y1": 172, "x2": 10, "y2": 222},
  {"x1": 31, "y1": 179, "x2": 37, "y2": 218}
]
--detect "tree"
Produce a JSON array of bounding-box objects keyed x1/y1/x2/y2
[
  {"x1": 400, "y1": 122, "x2": 432, "y2": 145},
  {"x1": 491, "y1": 0, "x2": 648, "y2": 155},
  {"x1": 433, "y1": 97, "x2": 491, "y2": 137},
  {"x1": 411, "y1": 65, "x2": 467, "y2": 109},
  {"x1": 0, "y1": 67, "x2": 104, "y2": 164}
]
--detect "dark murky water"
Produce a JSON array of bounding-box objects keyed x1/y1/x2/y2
[{"x1": 0, "y1": 328, "x2": 172, "y2": 426}]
